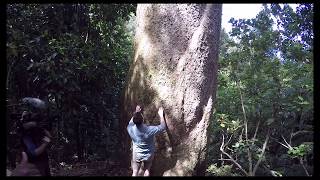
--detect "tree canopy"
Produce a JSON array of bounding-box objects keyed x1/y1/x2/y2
[
  {"x1": 207, "y1": 4, "x2": 313, "y2": 176},
  {"x1": 7, "y1": 4, "x2": 136, "y2": 168}
]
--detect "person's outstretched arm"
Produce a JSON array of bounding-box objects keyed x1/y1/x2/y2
[
  {"x1": 158, "y1": 107, "x2": 167, "y2": 131},
  {"x1": 128, "y1": 105, "x2": 142, "y2": 126},
  {"x1": 145, "y1": 107, "x2": 167, "y2": 136}
]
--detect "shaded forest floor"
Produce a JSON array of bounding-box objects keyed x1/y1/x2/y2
[
  {"x1": 51, "y1": 160, "x2": 131, "y2": 176},
  {"x1": 7, "y1": 160, "x2": 131, "y2": 176}
]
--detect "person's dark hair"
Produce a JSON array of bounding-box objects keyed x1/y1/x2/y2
[
  {"x1": 17, "y1": 97, "x2": 49, "y2": 137},
  {"x1": 133, "y1": 111, "x2": 143, "y2": 126}
]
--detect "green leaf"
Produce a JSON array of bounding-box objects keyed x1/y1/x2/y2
[
  {"x1": 299, "y1": 101, "x2": 309, "y2": 105},
  {"x1": 266, "y1": 118, "x2": 274, "y2": 125},
  {"x1": 270, "y1": 170, "x2": 283, "y2": 177},
  {"x1": 233, "y1": 142, "x2": 240, "y2": 148}
]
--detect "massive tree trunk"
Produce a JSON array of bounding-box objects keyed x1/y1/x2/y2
[{"x1": 120, "y1": 4, "x2": 222, "y2": 176}]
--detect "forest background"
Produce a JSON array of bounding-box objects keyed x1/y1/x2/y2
[{"x1": 6, "y1": 4, "x2": 313, "y2": 176}]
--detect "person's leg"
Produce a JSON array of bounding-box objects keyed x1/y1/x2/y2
[
  {"x1": 142, "y1": 154, "x2": 154, "y2": 176},
  {"x1": 137, "y1": 163, "x2": 145, "y2": 176},
  {"x1": 131, "y1": 159, "x2": 142, "y2": 176},
  {"x1": 131, "y1": 152, "x2": 142, "y2": 176}
]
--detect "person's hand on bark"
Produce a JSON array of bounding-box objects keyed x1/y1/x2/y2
[
  {"x1": 136, "y1": 105, "x2": 142, "y2": 113},
  {"x1": 158, "y1": 107, "x2": 164, "y2": 117}
]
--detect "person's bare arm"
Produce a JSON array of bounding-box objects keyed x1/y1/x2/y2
[
  {"x1": 33, "y1": 140, "x2": 49, "y2": 156},
  {"x1": 129, "y1": 105, "x2": 142, "y2": 126},
  {"x1": 35, "y1": 134, "x2": 52, "y2": 155},
  {"x1": 43, "y1": 129, "x2": 52, "y2": 138},
  {"x1": 23, "y1": 132, "x2": 51, "y2": 157},
  {"x1": 22, "y1": 121, "x2": 37, "y2": 130},
  {"x1": 158, "y1": 107, "x2": 167, "y2": 129},
  {"x1": 33, "y1": 129, "x2": 52, "y2": 156}
]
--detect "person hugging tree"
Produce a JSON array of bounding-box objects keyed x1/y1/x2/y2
[{"x1": 127, "y1": 105, "x2": 167, "y2": 176}]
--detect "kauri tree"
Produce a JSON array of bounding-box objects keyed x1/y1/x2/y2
[{"x1": 120, "y1": 4, "x2": 222, "y2": 176}]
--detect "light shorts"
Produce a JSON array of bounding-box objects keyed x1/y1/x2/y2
[{"x1": 133, "y1": 151, "x2": 154, "y2": 163}]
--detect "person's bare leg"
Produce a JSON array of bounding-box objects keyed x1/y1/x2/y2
[
  {"x1": 142, "y1": 154, "x2": 154, "y2": 176},
  {"x1": 131, "y1": 159, "x2": 141, "y2": 176},
  {"x1": 143, "y1": 160, "x2": 153, "y2": 176},
  {"x1": 137, "y1": 162, "x2": 145, "y2": 176}
]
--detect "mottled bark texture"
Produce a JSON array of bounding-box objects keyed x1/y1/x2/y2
[{"x1": 120, "y1": 4, "x2": 221, "y2": 176}]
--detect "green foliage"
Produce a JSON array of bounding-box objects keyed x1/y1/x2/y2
[
  {"x1": 270, "y1": 170, "x2": 283, "y2": 177},
  {"x1": 208, "y1": 3, "x2": 313, "y2": 176},
  {"x1": 6, "y1": 4, "x2": 136, "y2": 166},
  {"x1": 288, "y1": 143, "x2": 313, "y2": 159},
  {"x1": 206, "y1": 163, "x2": 238, "y2": 176},
  {"x1": 216, "y1": 113, "x2": 242, "y2": 133}
]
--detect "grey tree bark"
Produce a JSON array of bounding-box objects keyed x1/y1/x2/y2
[{"x1": 120, "y1": 4, "x2": 222, "y2": 176}]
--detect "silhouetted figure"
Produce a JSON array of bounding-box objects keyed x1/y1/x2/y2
[{"x1": 13, "y1": 97, "x2": 52, "y2": 176}]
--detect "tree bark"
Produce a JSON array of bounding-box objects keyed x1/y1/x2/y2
[{"x1": 120, "y1": 4, "x2": 222, "y2": 176}]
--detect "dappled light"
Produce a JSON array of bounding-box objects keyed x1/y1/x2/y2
[
  {"x1": 6, "y1": 3, "x2": 313, "y2": 177},
  {"x1": 120, "y1": 4, "x2": 221, "y2": 176}
]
